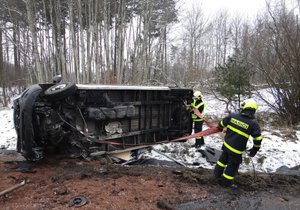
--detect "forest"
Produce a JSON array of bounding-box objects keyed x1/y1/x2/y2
[{"x1": 0, "y1": 0, "x2": 299, "y2": 123}]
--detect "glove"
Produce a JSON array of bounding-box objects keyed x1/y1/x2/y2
[
  {"x1": 248, "y1": 147, "x2": 258, "y2": 157},
  {"x1": 217, "y1": 126, "x2": 223, "y2": 132},
  {"x1": 185, "y1": 104, "x2": 192, "y2": 111}
]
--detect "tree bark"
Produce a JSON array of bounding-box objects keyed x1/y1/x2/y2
[
  {"x1": 0, "y1": 23, "x2": 7, "y2": 106},
  {"x1": 26, "y1": 0, "x2": 43, "y2": 82}
]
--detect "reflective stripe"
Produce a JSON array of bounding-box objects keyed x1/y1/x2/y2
[
  {"x1": 223, "y1": 173, "x2": 234, "y2": 180},
  {"x1": 192, "y1": 100, "x2": 205, "y2": 110},
  {"x1": 227, "y1": 125, "x2": 249, "y2": 138},
  {"x1": 217, "y1": 161, "x2": 226, "y2": 168},
  {"x1": 193, "y1": 118, "x2": 204, "y2": 122},
  {"x1": 191, "y1": 100, "x2": 197, "y2": 108},
  {"x1": 224, "y1": 141, "x2": 243, "y2": 154},
  {"x1": 254, "y1": 136, "x2": 262, "y2": 140},
  {"x1": 194, "y1": 102, "x2": 204, "y2": 109},
  {"x1": 253, "y1": 144, "x2": 261, "y2": 148},
  {"x1": 220, "y1": 120, "x2": 224, "y2": 127}
]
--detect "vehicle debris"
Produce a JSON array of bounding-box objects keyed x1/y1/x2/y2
[
  {"x1": 90, "y1": 145, "x2": 152, "y2": 165},
  {"x1": 0, "y1": 180, "x2": 26, "y2": 197},
  {"x1": 276, "y1": 165, "x2": 300, "y2": 176},
  {"x1": 151, "y1": 147, "x2": 187, "y2": 167},
  {"x1": 68, "y1": 195, "x2": 88, "y2": 207},
  {"x1": 197, "y1": 146, "x2": 222, "y2": 163}
]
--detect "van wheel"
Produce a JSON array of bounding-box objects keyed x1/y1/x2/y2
[{"x1": 44, "y1": 82, "x2": 77, "y2": 101}]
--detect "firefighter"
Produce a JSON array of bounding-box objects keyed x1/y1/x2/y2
[
  {"x1": 190, "y1": 90, "x2": 206, "y2": 147},
  {"x1": 214, "y1": 98, "x2": 262, "y2": 189}
]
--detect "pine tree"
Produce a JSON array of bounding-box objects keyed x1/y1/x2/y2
[{"x1": 211, "y1": 52, "x2": 254, "y2": 112}]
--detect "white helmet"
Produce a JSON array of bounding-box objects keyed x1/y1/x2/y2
[{"x1": 193, "y1": 91, "x2": 202, "y2": 99}]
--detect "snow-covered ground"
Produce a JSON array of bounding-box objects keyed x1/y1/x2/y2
[
  {"x1": 1, "y1": 89, "x2": 299, "y2": 173},
  {"x1": 149, "y1": 90, "x2": 300, "y2": 173},
  {"x1": 0, "y1": 108, "x2": 17, "y2": 150}
]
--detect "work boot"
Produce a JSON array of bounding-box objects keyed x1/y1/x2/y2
[
  {"x1": 213, "y1": 164, "x2": 225, "y2": 178},
  {"x1": 228, "y1": 183, "x2": 238, "y2": 190},
  {"x1": 193, "y1": 142, "x2": 200, "y2": 148},
  {"x1": 218, "y1": 179, "x2": 239, "y2": 190},
  {"x1": 194, "y1": 138, "x2": 204, "y2": 148},
  {"x1": 198, "y1": 138, "x2": 205, "y2": 146}
]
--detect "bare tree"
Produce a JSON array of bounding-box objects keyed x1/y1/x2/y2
[
  {"x1": 213, "y1": 10, "x2": 231, "y2": 66},
  {"x1": 0, "y1": 22, "x2": 7, "y2": 106},
  {"x1": 178, "y1": 3, "x2": 213, "y2": 85},
  {"x1": 26, "y1": 0, "x2": 43, "y2": 82},
  {"x1": 250, "y1": 0, "x2": 300, "y2": 124}
]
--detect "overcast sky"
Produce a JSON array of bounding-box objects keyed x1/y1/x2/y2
[
  {"x1": 203, "y1": 0, "x2": 266, "y2": 16},
  {"x1": 179, "y1": 0, "x2": 267, "y2": 18},
  {"x1": 179, "y1": 0, "x2": 299, "y2": 18}
]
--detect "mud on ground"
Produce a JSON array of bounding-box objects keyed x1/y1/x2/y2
[{"x1": 0, "y1": 150, "x2": 299, "y2": 210}]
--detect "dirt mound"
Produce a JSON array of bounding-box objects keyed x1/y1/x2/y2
[{"x1": 0, "y1": 151, "x2": 299, "y2": 210}]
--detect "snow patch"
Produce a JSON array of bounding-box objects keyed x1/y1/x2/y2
[{"x1": 1, "y1": 88, "x2": 299, "y2": 173}]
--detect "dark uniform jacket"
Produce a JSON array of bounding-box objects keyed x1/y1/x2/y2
[{"x1": 218, "y1": 111, "x2": 262, "y2": 155}]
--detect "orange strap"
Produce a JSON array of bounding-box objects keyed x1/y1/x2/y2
[
  {"x1": 193, "y1": 109, "x2": 217, "y2": 128},
  {"x1": 95, "y1": 126, "x2": 222, "y2": 146}
]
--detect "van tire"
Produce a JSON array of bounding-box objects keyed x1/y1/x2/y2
[{"x1": 44, "y1": 82, "x2": 77, "y2": 101}]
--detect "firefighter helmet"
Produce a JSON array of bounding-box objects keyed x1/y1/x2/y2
[
  {"x1": 241, "y1": 98, "x2": 257, "y2": 111},
  {"x1": 193, "y1": 91, "x2": 202, "y2": 99}
]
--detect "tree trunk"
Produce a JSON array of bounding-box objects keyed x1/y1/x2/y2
[
  {"x1": 0, "y1": 23, "x2": 7, "y2": 106},
  {"x1": 103, "y1": 0, "x2": 111, "y2": 83},
  {"x1": 13, "y1": 23, "x2": 21, "y2": 88},
  {"x1": 69, "y1": 0, "x2": 79, "y2": 83},
  {"x1": 78, "y1": 0, "x2": 86, "y2": 83},
  {"x1": 26, "y1": 0, "x2": 43, "y2": 82}
]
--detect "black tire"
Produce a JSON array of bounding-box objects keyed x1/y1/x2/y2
[{"x1": 44, "y1": 82, "x2": 77, "y2": 101}]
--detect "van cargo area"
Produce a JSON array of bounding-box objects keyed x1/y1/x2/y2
[{"x1": 13, "y1": 82, "x2": 193, "y2": 161}]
